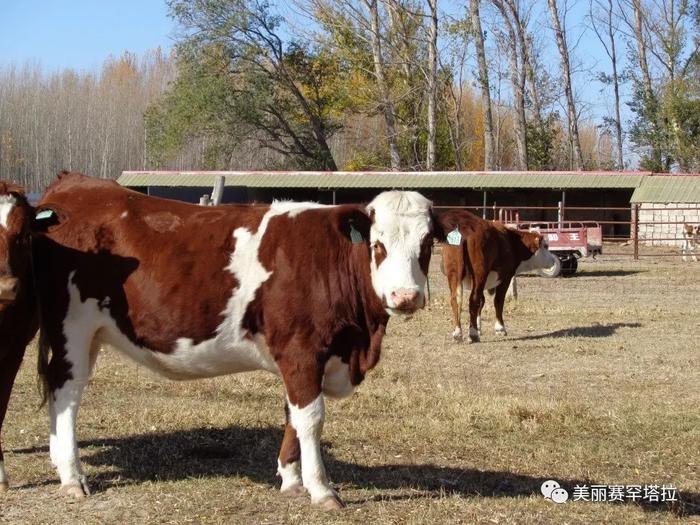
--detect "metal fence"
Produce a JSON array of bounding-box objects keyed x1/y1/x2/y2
[{"x1": 434, "y1": 203, "x2": 700, "y2": 260}]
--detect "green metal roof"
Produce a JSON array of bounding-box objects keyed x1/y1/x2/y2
[
  {"x1": 631, "y1": 175, "x2": 700, "y2": 203},
  {"x1": 118, "y1": 171, "x2": 648, "y2": 190}
]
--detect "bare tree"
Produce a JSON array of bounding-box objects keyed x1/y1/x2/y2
[
  {"x1": 366, "y1": 0, "x2": 402, "y2": 169},
  {"x1": 493, "y1": 0, "x2": 528, "y2": 169},
  {"x1": 426, "y1": 0, "x2": 438, "y2": 169},
  {"x1": 589, "y1": 0, "x2": 625, "y2": 168},
  {"x1": 470, "y1": 0, "x2": 496, "y2": 169}
]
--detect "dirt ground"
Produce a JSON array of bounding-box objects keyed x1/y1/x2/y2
[{"x1": 1, "y1": 248, "x2": 698, "y2": 524}]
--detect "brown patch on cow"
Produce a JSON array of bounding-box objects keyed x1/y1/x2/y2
[{"x1": 373, "y1": 240, "x2": 387, "y2": 267}]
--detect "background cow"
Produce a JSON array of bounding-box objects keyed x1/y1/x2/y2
[
  {"x1": 0, "y1": 183, "x2": 38, "y2": 492},
  {"x1": 33, "y1": 172, "x2": 437, "y2": 509},
  {"x1": 437, "y1": 209, "x2": 556, "y2": 343},
  {"x1": 682, "y1": 223, "x2": 699, "y2": 261}
]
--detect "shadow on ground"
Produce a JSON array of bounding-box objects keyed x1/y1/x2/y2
[
  {"x1": 12, "y1": 425, "x2": 698, "y2": 517},
  {"x1": 574, "y1": 269, "x2": 646, "y2": 277},
  {"x1": 512, "y1": 322, "x2": 642, "y2": 341}
]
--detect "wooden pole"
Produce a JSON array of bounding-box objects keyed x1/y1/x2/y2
[
  {"x1": 632, "y1": 203, "x2": 640, "y2": 260},
  {"x1": 211, "y1": 175, "x2": 225, "y2": 205}
]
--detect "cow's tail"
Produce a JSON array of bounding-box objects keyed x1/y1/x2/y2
[{"x1": 37, "y1": 327, "x2": 51, "y2": 407}]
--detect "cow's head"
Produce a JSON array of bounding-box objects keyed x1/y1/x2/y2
[
  {"x1": 515, "y1": 230, "x2": 558, "y2": 274},
  {"x1": 365, "y1": 191, "x2": 435, "y2": 315},
  {"x1": 0, "y1": 183, "x2": 32, "y2": 306}
]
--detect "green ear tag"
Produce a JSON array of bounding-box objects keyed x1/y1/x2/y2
[
  {"x1": 36, "y1": 209, "x2": 55, "y2": 220},
  {"x1": 349, "y1": 223, "x2": 364, "y2": 244},
  {"x1": 446, "y1": 228, "x2": 462, "y2": 245}
]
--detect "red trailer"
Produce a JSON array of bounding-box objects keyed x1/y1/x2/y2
[{"x1": 517, "y1": 221, "x2": 603, "y2": 276}]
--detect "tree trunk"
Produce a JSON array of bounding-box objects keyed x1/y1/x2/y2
[
  {"x1": 367, "y1": 0, "x2": 402, "y2": 170},
  {"x1": 494, "y1": 0, "x2": 528, "y2": 170},
  {"x1": 606, "y1": 0, "x2": 624, "y2": 168},
  {"x1": 470, "y1": 0, "x2": 496, "y2": 170},
  {"x1": 426, "y1": 0, "x2": 438, "y2": 170},
  {"x1": 548, "y1": 0, "x2": 584, "y2": 170}
]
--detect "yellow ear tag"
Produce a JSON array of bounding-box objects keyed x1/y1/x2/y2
[{"x1": 447, "y1": 228, "x2": 462, "y2": 245}]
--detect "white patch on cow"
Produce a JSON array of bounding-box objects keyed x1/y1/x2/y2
[
  {"x1": 278, "y1": 458, "x2": 302, "y2": 491},
  {"x1": 516, "y1": 244, "x2": 558, "y2": 274},
  {"x1": 495, "y1": 321, "x2": 507, "y2": 334},
  {"x1": 322, "y1": 356, "x2": 354, "y2": 398},
  {"x1": 0, "y1": 195, "x2": 16, "y2": 229},
  {"x1": 120, "y1": 211, "x2": 128, "y2": 219},
  {"x1": 288, "y1": 395, "x2": 335, "y2": 502},
  {"x1": 270, "y1": 200, "x2": 329, "y2": 218},
  {"x1": 0, "y1": 460, "x2": 7, "y2": 483},
  {"x1": 476, "y1": 315, "x2": 482, "y2": 331},
  {"x1": 366, "y1": 191, "x2": 433, "y2": 313}
]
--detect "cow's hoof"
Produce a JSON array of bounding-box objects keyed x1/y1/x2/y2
[
  {"x1": 0, "y1": 481, "x2": 9, "y2": 493},
  {"x1": 468, "y1": 335, "x2": 480, "y2": 343},
  {"x1": 495, "y1": 328, "x2": 508, "y2": 336},
  {"x1": 60, "y1": 484, "x2": 87, "y2": 499},
  {"x1": 452, "y1": 333, "x2": 463, "y2": 342},
  {"x1": 315, "y1": 494, "x2": 346, "y2": 510},
  {"x1": 281, "y1": 484, "x2": 307, "y2": 498}
]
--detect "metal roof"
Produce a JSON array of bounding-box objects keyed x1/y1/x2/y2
[
  {"x1": 118, "y1": 170, "x2": 648, "y2": 190},
  {"x1": 630, "y1": 175, "x2": 700, "y2": 203}
]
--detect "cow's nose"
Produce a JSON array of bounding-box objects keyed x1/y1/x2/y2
[
  {"x1": 390, "y1": 288, "x2": 420, "y2": 311},
  {"x1": 0, "y1": 276, "x2": 18, "y2": 302}
]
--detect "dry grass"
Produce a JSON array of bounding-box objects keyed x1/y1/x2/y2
[{"x1": 1, "y1": 250, "x2": 699, "y2": 524}]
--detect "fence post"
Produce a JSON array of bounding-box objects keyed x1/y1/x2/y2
[
  {"x1": 558, "y1": 201, "x2": 563, "y2": 228},
  {"x1": 632, "y1": 203, "x2": 640, "y2": 260},
  {"x1": 211, "y1": 175, "x2": 225, "y2": 205}
]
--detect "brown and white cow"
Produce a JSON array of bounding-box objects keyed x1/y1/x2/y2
[
  {"x1": 437, "y1": 209, "x2": 556, "y2": 343},
  {"x1": 0, "y1": 183, "x2": 38, "y2": 492},
  {"x1": 681, "y1": 223, "x2": 699, "y2": 262},
  {"x1": 33, "y1": 172, "x2": 437, "y2": 509}
]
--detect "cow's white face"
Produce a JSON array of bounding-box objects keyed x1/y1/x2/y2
[
  {"x1": 516, "y1": 236, "x2": 558, "y2": 274},
  {"x1": 366, "y1": 191, "x2": 434, "y2": 315}
]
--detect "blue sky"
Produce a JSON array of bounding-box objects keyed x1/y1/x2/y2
[{"x1": 0, "y1": 0, "x2": 174, "y2": 71}]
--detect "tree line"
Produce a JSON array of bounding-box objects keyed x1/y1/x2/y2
[{"x1": 0, "y1": 0, "x2": 698, "y2": 191}]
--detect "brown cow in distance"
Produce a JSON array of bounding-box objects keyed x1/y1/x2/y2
[
  {"x1": 437, "y1": 209, "x2": 557, "y2": 343},
  {"x1": 0, "y1": 183, "x2": 38, "y2": 492},
  {"x1": 32, "y1": 172, "x2": 439, "y2": 509}
]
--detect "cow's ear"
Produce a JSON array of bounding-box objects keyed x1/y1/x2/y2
[
  {"x1": 431, "y1": 209, "x2": 448, "y2": 242},
  {"x1": 334, "y1": 207, "x2": 372, "y2": 244}
]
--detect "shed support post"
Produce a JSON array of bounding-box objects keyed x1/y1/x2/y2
[
  {"x1": 632, "y1": 203, "x2": 640, "y2": 260},
  {"x1": 332, "y1": 190, "x2": 336, "y2": 205},
  {"x1": 482, "y1": 191, "x2": 487, "y2": 219},
  {"x1": 211, "y1": 175, "x2": 225, "y2": 205}
]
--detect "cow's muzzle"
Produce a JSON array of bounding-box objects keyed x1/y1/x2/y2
[
  {"x1": 0, "y1": 276, "x2": 18, "y2": 303},
  {"x1": 389, "y1": 288, "x2": 421, "y2": 313}
]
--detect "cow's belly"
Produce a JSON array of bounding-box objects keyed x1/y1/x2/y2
[
  {"x1": 95, "y1": 326, "x2": 279, "y2": 380},
  {"x1": 462, "y1": 270, "x2": 501, "y2": 291}
]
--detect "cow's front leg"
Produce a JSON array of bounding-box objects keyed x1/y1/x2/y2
[
  {"x1": 48, "y1": 326, "x2": 96, "y2": 498},
  {"x1": 277, "y1": 405, "x2": 305, "y2": 497},
  {"x1": 0, "y1": 350, "x2": 25, "y2": 492},
  {"x1": 281, "y1": 361, "x2": 343, "y2": 510}
]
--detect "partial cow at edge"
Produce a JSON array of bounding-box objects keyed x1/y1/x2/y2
[
  {"x1": 436, "y1": 209, "x2": 557, "y2": 343},
  {"x1": 32, "y1": 172, "x2": 439, "y2": 509},
  {"x1": 0, "y1": 182, "x2": 39, "y2": 492}
]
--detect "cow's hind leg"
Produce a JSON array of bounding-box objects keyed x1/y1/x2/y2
[
  {"x1": 278, "y1": 404, "x2": 305, "y2": 497},
  {"x1": 280, "y1": 353, "x2": 343, "y2": 510},
  {"x1": 0, "y1": 349, "x2": 25, "y2": 492},
  {"x1": 48, "y1": 325, "x2": 98, "y2": 498},
  {"x1": 493, "y1": 278, "x2": 511, "y2": 335},
  {"x1": 450, "y1": 280, "x2": 464, "y2": 341},
  {"x1": 467, "y1": 280, "x2": 486, "y2": 343}
]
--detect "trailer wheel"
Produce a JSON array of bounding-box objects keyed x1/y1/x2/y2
[
  {"x1": 538, "y1": 256, "x2": 561, "y2": 278},
  {"x1": 560, "y1": 255, "x2": 578, "y2": 276}
]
